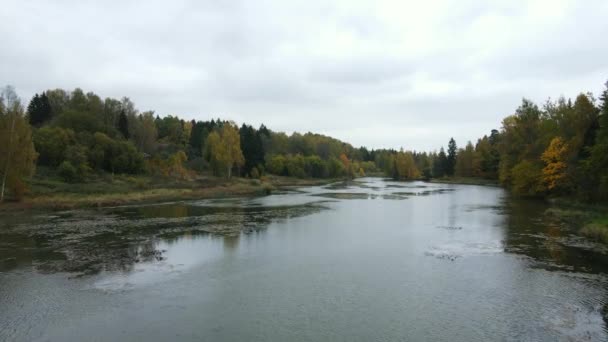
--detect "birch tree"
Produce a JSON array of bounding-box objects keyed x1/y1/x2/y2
[
  {"x1": 205, "y1": 122, "x2": 244, "y2": 178},
  {"x1": 0, "y1": 86, "x2": 37, "y2": 201}
]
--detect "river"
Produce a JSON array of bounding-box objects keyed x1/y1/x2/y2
[{"x1": 1, "y1": 177, "x2": 607, "y2": 341}]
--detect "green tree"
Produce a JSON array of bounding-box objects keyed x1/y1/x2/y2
[
  {"x1": 27, "y1": 92, "x2": 52, "y2": 127},
  {"x1": 511, "y1": 160, "x2": 544, "y2": 197},
  {"x1": 446, "y1": 138, "x2": 457, "y2": 176},
  {"x1": 304, "y1": 155, "x2": 328, "y2": 178},
  {"x1": 58, "y1": 161, "x2": 78, "y2": 182},
  {"x1": 45, "y1": 88, "x2": 69, "y2": 118},
  {"x1": 88, "y1": 132, "x2": 143, "y2": 174},
  {"x1": 157, "y1": 115, "x2": 186, "y2": 146},
  {"x1": 118, "y1": 110, "x2": 129, "y2": 139},
  {"x1": 328, "y1": 157, "x2": 346, "y2": 178},
  {"x1": 55, "y1": 108, "x2": 105, "y2": 133},
  {"x1": 131, "y1": 111, "x2": 157, "y2": 154},
  {"x1": 455, "y1": 142, "x2": 475, "y2": 177},
  {"x1": 266, "y1": 155, "x2": 287, "y2": 175},
  {"x1": 473, "y1": 130, "x2": 500, "y2": 179},
  {"x1": 285, "y1": 154, "x2": 307, "y2": 178},
  {"x1": 33, "y1": 127, "x2": 75, "y2": 166},
  {"x1": 587, "y1": 81, "x2": 608, "y2": 200},
  {"x1": 102, "y1": 98, "x2": 122, "y2": 136},
  {"x1": 433, "y1": 148, "x2": 448, "y2": 177},
  {"x1": 498, "y1": 99, "x2": 545, "y2": 187},
  {"x1": 240, "y1": 124, "x2": 265, "y2": 176}
]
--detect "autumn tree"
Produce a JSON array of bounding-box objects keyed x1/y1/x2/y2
[
  {"x1": 0, "y1": 86, "x2": 37, "y2": 201},
  {"x1": 131, "y1": 111, "x2": 157, "y2": 154},
  {"x1": 541, "y1": 137, "x2": 570, "y2": 193},
  {"x1": 498, "y1": 99, "x2": 545, "y2": 187},
  {"x1": 393, "y1": 150, "x2": 420, "y2": 180},
  {"x1": 415, "y1": 152, "x2": 432, "y2": 179},
  {"x1": 455, "y1": 142, "x2": 475, "y2": 177},
  {"x1": 339, "y1": 153, "x2": 355, "y2": 178},
  {"x1": 205, "y1": 123, "x2": 244, "y2": 178},
  {"x1": 473, "y1": 130, "x2": 500, "y2": 179},
  {"x1": 167, "y1": 151, "x2": 188, "y2": 179},
  {"x1": 221, "y1": 123, "x2": 244, "y2": 178}
]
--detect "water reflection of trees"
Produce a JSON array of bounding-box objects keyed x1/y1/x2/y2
[
  {"x1": 503, "y1": 198, "x2": 608, "y2": 274},
  {"x1": 502, "y1": 198, "x2": 608, "y2": 329},
  {"x1": 1, "y1": 201, "x2": 325, "y2": 275}
]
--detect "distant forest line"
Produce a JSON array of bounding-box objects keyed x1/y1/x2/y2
[{"x1": 1, "y1": 80, "x2": 607, "y2": 202}]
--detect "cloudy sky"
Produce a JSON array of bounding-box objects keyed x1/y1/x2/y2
[{"x1": 2, "y1": 0, "x2": 608, "y2": 151}]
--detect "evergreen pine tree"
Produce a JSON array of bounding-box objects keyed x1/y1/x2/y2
[
  {"x1": 446, "y1": 138, "x2": 457, "y2": 176},
  {"x1": 27, "y1": 92, "x2": 52, "y2": 127},
  {"x1": 118, "y1": 110, "x2": 129, "y2": 139}
]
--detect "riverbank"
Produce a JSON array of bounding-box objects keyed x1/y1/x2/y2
[
  {"x1": 428, "y1": 177, "x2": 500, "y2": 187},
  {"x1": 544, "y1": 199, "x2": 608, "y2": 244},
  {"x1": 428, "y1": 177, "x2": 608, "y2": 244},
  {"x1": 0, "y1": 173, "x2": 337, "y2": 211}
]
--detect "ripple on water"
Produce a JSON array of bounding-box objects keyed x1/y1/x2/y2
[{"x1": 425, "y1": 241, "x2": 504, "y2": 261}]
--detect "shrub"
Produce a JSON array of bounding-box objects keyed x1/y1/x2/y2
[
  {"x1": 58, "y1": 161, "x2": 78, "y2": 182},
  {"x1": 9, "y1": 178, "x2": 27, "y2": 201},
  {"x1": 266, "y1": 155, "x2": 286, "y2": 175},
  {"x1": 581, "y1": 223, "x2": 608, "y2": 244},
  {"x1": 250, "y1": 167, "x2": 260, "y2": 179},
  {"x1": 511, "y1": 160, "x2": 544, "y2": 197},
  {"x1": 33, "y1": 126, "x2": 75, "y2": 166}
]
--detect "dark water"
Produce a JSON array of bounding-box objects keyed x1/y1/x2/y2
[{"x1": 1, "y1": 178, "x2": 607, "y2": 341}]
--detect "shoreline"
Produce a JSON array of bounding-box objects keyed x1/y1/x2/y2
[
  {"x1": 0, "y1": 176, "x2": 338, "y2": 212},
  {"x1": 427, "y1": 177, "x2": 500, "y2": 187}
]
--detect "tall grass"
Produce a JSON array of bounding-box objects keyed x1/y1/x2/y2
[{"x1": 581, "y1": 220, "x2": 608, "y2": 244}]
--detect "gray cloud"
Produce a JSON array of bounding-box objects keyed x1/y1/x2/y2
[{"x1": 1, "y1": 0, "x2": 607, "y2": 151}]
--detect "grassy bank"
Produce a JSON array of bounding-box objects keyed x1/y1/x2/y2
[
  {"x1": 0, "y1": 172, "x2": 337, "y2": 211},
  {"x1": 580, "y1": 217, "x2": 608, "y2": 244},
  {"x1": 428, "y1": 177, "x2": 500, "y2": 187},
  {"x1": 544, "y1": 202, "x2": 608, "y2": 244}
]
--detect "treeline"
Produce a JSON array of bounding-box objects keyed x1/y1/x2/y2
[
  {"x1": 0, "y1": 86, "x2": 381, "y2": 201},
  {"x1": 491, "y1": 88, "x2": 607, "y2": 201},
  {"x1": 409, "y1": 81, "x2": 608, "y2": 201},
  {"x1": 1, "y1": 81, "x2": 608, "y2": 202}
]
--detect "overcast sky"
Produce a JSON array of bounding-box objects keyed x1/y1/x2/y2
[{"x1": 2, "y1": 0, "x2": 608, "y2": 151}]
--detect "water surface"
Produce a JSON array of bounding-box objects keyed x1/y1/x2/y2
[{"x1": 1, "y1": 178, "x2": 607, "y2": 341}]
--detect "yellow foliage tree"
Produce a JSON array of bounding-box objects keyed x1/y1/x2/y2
[
  {"x1": 394, "y1": 150, "x2": 420, "y2": 179},
  {"x1": 339, "y1": 153, "x2": 355, "y2": 178},
  {"x1": 205, "y1": 123, "x2": 244, "y2": 178},
  {"x1": 541, "y1": 137, "x2": 570, "y2": 192},
  {"x1": 204, "y1": 131, "x2": 221, "y2": 175},
  {"x1": 0, "y1": 86, "x2": 37, "y2": 201},
  {"x1": 168, "y1": 151, "x2": 188, "y2": 179}
]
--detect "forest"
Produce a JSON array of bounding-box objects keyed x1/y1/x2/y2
[{"x1": 0, "y1": 81, "x2": 607, "y2": 203}]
